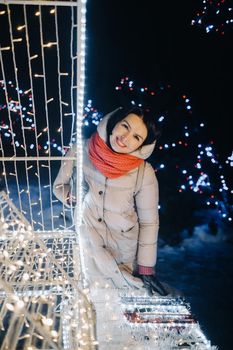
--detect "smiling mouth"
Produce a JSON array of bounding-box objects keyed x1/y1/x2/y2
[{"x1": 116, "y1": 137, "x2": 127, "y2": 148}]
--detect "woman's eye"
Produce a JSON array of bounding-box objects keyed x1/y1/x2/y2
[
  {"x1": 122, "y1": 123, "x2": 128, "y2": 129},
  {"x1": 134, "y1": 135, "x2": 140, "y2": 141}
]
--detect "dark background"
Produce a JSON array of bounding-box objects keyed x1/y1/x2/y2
[{"x1": 86, "y1": 0, "x2": 232, "y2": 159}]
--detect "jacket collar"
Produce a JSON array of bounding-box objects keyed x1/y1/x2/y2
[{"x1": 97, "y1": 108, "x2": 156, "y2": 160}]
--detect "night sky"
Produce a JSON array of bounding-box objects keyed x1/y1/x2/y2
[{"x1": 86, "y1": 0, "x2": 232, "y2": 158}]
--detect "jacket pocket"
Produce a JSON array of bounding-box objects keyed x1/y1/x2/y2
[
  {"x1": 120, "y1": 222, "x2": 139, "y2": 238},
  {"x1": 122, "y1": 225, "x2": 136, "y2": 233}
]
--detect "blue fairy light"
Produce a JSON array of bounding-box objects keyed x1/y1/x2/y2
[{"x1": 206, "y1": 25, "x2": 214, "y2": 33}]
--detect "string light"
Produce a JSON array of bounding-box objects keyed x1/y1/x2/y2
[
  {"x1": 43, "y1": 42, "x2": 57, "y2": 48},
  {"x1": 0, "y1": 193, "x2": 96, "y2": 348},
  {"x1": 226, "y1": 151, "x2": 233, "y2": 166},
  {"x1": 191, "y1": 0, "x2": 233, "y2": 36},
  {"x1": 17, "y1": 25, "x2": 26, "y2": 31}
]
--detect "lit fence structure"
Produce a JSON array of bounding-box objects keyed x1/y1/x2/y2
[
  {"x1": 0, "y1": 1, "x2": 97, "y2": 349},
  {"x1": 0, "y1": 0, "x2": 84, "y2": 231},
  {"x1": 0, "y1": 191, "x2": 97, "y2": 349}
]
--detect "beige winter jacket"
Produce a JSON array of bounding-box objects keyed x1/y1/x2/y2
[{"x1": 53, "y1": 112, "x2": 159, "y2": 269}]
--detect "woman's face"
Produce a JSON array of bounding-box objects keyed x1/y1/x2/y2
[{"x1": 109, "y1": 113, "x2": 148, "y2": 154}]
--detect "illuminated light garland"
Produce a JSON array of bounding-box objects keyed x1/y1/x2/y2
[
  {"x1": 0, "y1": 192, "x2": 97, "y2": 349},
  {"x1": 119, "y1": 295, "x2": 215, "y2": 349},
  {"x1": 114, "y1": 76, "x2": 172, "y2": 107},
  {"x1": 226, "y1": 151, "x2": 233, "y2": 166},
  {"x1": 0, "y1": 0, "x2": 82, "y2": 233},
  {"x1": 191, "y1": 0, "x2": 233, "y2": 35},
  {"x1": 193, "y1": 173, "x2": 210, "y2": 192},
  {"x1": 0, "y1": 81, "x2": 65, "y2": 155}
]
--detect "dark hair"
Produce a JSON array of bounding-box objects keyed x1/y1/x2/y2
[{"x1": 106, "y1": 107, "x2": 160, "y2": 146}]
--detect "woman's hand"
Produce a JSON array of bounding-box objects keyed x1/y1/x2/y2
[
  {"x1": 133, "y1": 265, "x2": 168, "y2": 296},
  {"x1": 140, "y1": 274, "x2": 168, "y2": 296},
  {"x1": 133, "y1": 272, "x2": 168, "y2": 297},
  {"x1": 67, "y1": 192, "x2": 76, "y2": 206}
]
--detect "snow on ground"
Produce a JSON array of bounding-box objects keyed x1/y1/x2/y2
[{"x1": 157, "y1": 223, "x2": 233, "y2": 350}]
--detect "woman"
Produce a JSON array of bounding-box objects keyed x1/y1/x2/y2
[{"x1": 53, "y1": 107, "x2": 167, "y2": 296}]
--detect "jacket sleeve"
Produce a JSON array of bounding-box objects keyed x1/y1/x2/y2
[
  {"x1": 53, "y1": 147, "x2": 75, "y2": 205},
  {"x1": 135, "y1": 162, "x2": 159, "y2": 267}
]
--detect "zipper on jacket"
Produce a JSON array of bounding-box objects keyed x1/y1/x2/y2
[{"x1": 103, "y1": 177, "x2": 108, "y2": 247}]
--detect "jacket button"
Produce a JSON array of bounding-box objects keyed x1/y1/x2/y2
[
  {"x1": 99, "y1": 190, "x2": 103, "y2": 195},
  {"x1": 98, "y1": 218, "x2": 102, "y2": 222}
]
